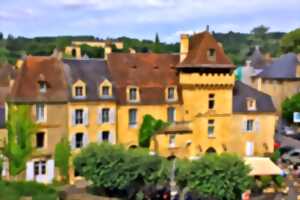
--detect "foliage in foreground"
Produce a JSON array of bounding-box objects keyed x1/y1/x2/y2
[
  {"x1": 139, "y1": 114, "x2": 167, "y2": 148},
  {"x1": 177, "y1": 154, "x2": 252, "y2": 200},
  {"x1": 282, "y1": 93, "x2": 300, "y2": 122},
  {"x1": 0, "y1": 181, "x2": 57, "y2": 200},
  {"x1": 74, "y1": 143, "x2": 251, "y2": 199},
  {"x1": 54, "y1": 137, "x2": 71, "y2": 182},
  {"x1": 74, "y1": 143, "x2": 170, "y2": 198},
  {"x1": 281, "y1": 28, "x2": 300, "y2": 53},
  {"x1": 4, "y1": 105, "x2": 37, "y2": 176}
]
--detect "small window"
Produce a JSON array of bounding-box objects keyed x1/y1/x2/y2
[
  {"x1": 167, "y1": 87, "x2": 175, "y2": 100},
  {"x1": 102, "y1": 86, "x2": 110, "y2": 97},
  {"x1": 102, "y1": 108, "x2": 110, "y2": 123},
  {"x1": 167, "y1": 107, "x2": 176, "y2": 123},
  {"x1": 247, "y1": 98, "x2": 256, "y2": 111},
  {"x1": 36, "y1": 104, "x2": 45, "y2": 122},
  {"x1": 39, "y1": 81, "x2": 47, "y2": 93},
  {"x1": 208, "y1": 94, "x2": 215, "y2": 110},
  {"x1": 207, "y1": 48, "x2": 216, "y2": 61},
  {"x1": 75, "y1": 109, "x2": 84, "y2": 124},
  {"x1": 34, "y1": 160, "x2": 46, "y2": 176},
  {"x1": 129, "y1": 108, "x2": 137, "y2": 126},
  {"x1": 102, "y1": 131, "x2": 110, "y2": 142},
  {"x1": 208, "y1": 119, "x2": 215, "y2": 137},
  {"x1": 129, "y1": 88, "x2": 138, "y2": 101},
  {"x1": 246, "y1": 120, "x2": 254, "y2": 132},
  {"x1": 169, "y1": 134, "x2": 176, "y2": 148},
  {"x1": 36, "y1": 132, "x2": 45, "y2": 148},
  {"x1": 75, "y1": 86, "x2": 83, "y2": 97},
  {"x1": 75, "y1": 133, "x2": 84, "y2": 148}
]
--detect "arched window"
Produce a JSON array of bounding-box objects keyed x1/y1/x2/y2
[{"x1": 206, "y1": 147, "x2": 216, "y2": 154}]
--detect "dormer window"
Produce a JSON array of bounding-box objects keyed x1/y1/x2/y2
[
  {"x1": 99, "y1": 79, "x2": 112, "y2": 98},
  {"x1": 247, "y1": 98, "x2": 256, "y2": 111},
  {"x1": 166, "y1": 86, "x2": 177, "y2": 102},
  {"x1": 39, "y1": 81, "x2": 47, "y2": 93},
  {"x1": 127, "y1": 86, "x2": 139, "y2": 102},
  {"x1": 75, "y1": 86, "x2": 83, "y2": 97},
  {"x1": 102, "y1": 86, "x2": 110, "y2": 96},
  {"x1": 207, "y1": 48, "x2": 216, "y2": 61}
]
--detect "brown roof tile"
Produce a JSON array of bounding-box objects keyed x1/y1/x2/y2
[
  {"x1": 178, "y1": 31, "x2": 235, "y2": 69},
  {"x1": 107, "y1": 53, "x2": 181, "y2": 105},
  {"x1": 9, "y1": 56, "x2": 69, "y2": 103}
]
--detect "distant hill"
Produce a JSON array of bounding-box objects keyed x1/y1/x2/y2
[{"x1": 0, "y1": 30, "x2": 285, "y2": 65}]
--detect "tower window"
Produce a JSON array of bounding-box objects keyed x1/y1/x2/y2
[
  {"x1": 129, "y1": 88, "x2": 137, "y2": 101},
  {"x1": 102, "y1": 86, "x2": 110, "y2": 96},
  {"x1": 167, "y1": 107, "x2": 176, "y2": 123},
  {"x1": 167, "y1": 87, "x2": 175, "y2": 100},
  {"x1": 75, "y1": 86, "x2": 83, "y2": 97},
  {"x1": 208, "y1": 119, "x2": 215, "y2": 137},
  {"x1": 207, "y1": 48, "x2": 216, "y2": 61},
  {"x1": 75, "y1": 133, "x2": 84, "y2": 148},
  {"x1": 102, "y1": 131, "x2": 110, "y2": 142},
  {"x1": 39, "y1": 81, "x2": 47, "y2": 93},
  {"x1": 208, "y1": 93, "x2": 215, "y2": 110},
  {"x1": 36, "y1": 132, "x2": 45, "y2": 148},
  {"x1": 129, "y1": 108, "x2": 137, "y2": 127}
]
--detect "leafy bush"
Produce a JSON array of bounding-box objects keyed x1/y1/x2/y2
[
  {"x1": 273, "y1": 175, "x2": 284, "y2": 187},
  {"x1": 270, "y1": 150, "x2": 281, "y2": 163},
  {"x1": 282, "y1": 93, "x2": 300, "y2": 122},
  {"x1": 54, "y1": 137, "x2": 71, "y2": 182},
  {"x1": 260, "y1": 176, "x2": 272, "y2": 189},
  {"x1": 177, "y1": 153, "x2": 252, "y2": 200},
  {"x1": 0, "y1": 181, "x2": 57, "y2": 200},
  {"x1": 74, "y1": 143, "x2": 170, "y2": 198}
]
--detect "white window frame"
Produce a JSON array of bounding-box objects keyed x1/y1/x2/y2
[
  {"x1": 128, "y1": 87, "x2": 138, "y2": 102},
  {"x1": 39, "y1": 81, "x2": 47, "y2": 93},
  {"x1": 207, "y1": 119, "x2": 215, "y2": 138},
  {"x1": 129, "y1": 108, "x2": 137, "y2": 128},
  {"x1": 75, "y1": 109, "x2": 84, "y2": 125},
  {"x1": 101, "y1": 108, "x2": 110, "y2": 123},
  {"x1": 167, "y1": 107, "x2": 176, "y2": 123},
  {"x1": 36, "y1": 103, "x2": 46, "y2": 123},
  {"x1": 246, "y1": 119, "x2": 254, "y2": 132},
  {"x1": 33, "y1": 160, "x2": 46, "y2": 176},
  {"x1": 74, "y1": 86, "x2": 84, "y2": 99}
]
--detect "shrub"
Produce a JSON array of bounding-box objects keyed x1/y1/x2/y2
[
  {"x1": 177, "y1": 153, "x2": 252, "y2": 200},
  {"x1": 260, "y1": 176, "x2": 272, "y2": 189},
  {"x1": 273, "y1": 175, "x2": 284, "y2": 187},
  {"x1": 54, "y1": 137, "x2": 71, "y2": 182}
]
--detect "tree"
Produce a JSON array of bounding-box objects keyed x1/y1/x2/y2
[
  {"x1": 282, "y1": 93, "x2": 300, "y2": 122},
  {"x1": 0, "y1": 32, "x2": 3, "y2": 40},
  {"x1": 176, "y1": 153, "x2": 251, "y2": 200},
  {"x1": 139, "y1": 115, "x2": 167, "y2": 148},
  {"x1": 281, "y1": 28, "x2": 300, "y2": 53},
  {"x1": 153, "y1": 33, "x2": 161, "y2": 53},
  {"x1": 73, "y1": 143, "x2": 170, "y2": 199},
  {"x1": 54, "y1": 137, "x2": 71, "y2": 182},
  {"x1": 3, "y1": 105, "x2": 37, "y2": 176}
]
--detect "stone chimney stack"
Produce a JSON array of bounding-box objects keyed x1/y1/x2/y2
[
  {"x1": 180, "y1": 34, "x2": 189, "y2": 62},
  {"x1": 104, "y1": 46, "x2": 112, "y2": 60},
  {"x1": 206, "y1": 25, "x2": 210, "y2": 32}
]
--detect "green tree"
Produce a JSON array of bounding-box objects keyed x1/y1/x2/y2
[
  {"x1": 80, "y1": 44, "x2": 104, "y2": 58},
  {"x1": 0, "y1": 32, "x2": 3, "y2": 40},
  {"x1": 282, "y1": 93, "x2": 300, "y2": 122},
  {"x1": 3, "y1": 105, "x2": 37, "y2": 176},
  {"x1": 73, "y1": 143, "x2": 170, "y2": 198},
  {"x1": 153, "y1": 33, "x2": 161, "y2": 53},
  {"x1": 281, "y1": 28, "x2": 300, "y2": 53},
  {"x1": 54, "y1": 137, "x2": 71, "y2": 182},
  {"x1": 177, "y1": 153, "x2": 251, "y2": 200},
  {"x1": 139, "y1": 114, "x2": 167, "y2": 148}
]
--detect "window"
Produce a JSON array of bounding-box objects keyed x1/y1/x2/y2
[
  {"x1": 167, "y1": 107, "x2": 176, "y2": 123},
  {"x1": 247, "y1": 98, "x2": 256, "y2": 111},
  {"x1": 102, "y1": 131, "x2": 110, "y2": 142},
  {"x1": 207, "y1": 48, "x2": 216, "y2": 61},
  {"x1": 36, "y1": 104, "x2": 45, "y2": 122},
  {"x1": 102, "y1": 86, "x2": 110, "y2": 97},
  {"x1": 208, "y1": 119, "x2": 215, "y2": 137},
  {"x1": 129, "y1": 109, "x2": 137, "y2": 127},
  {"x1": 75, "y1": 133, "x2": 83, "y2": 148},
  {"x1": 169, "y1": 134, "x2": 176, "y2": 148},
  {"x1": 129, "y1": 88, "x2": 137, "y2": 101},
  {"x1": 208, "y1": 94, "x2": 215, "y2": 110},
  {"x1": 167, "y1": 87, "x2": 175, "y2": 100},
  {"x1": 246, "y1": 120, "x2": 254, "y2": 132},
  {"x1": 39, "y1": 81, "x2": 47, "y2": 93},
  {"x1": 75, "y1": 86, "x2": 83, "y2": 97},
  {"x1": 36, "y1": 132, "x2": 45, "y2": 148},
  {"x1": 34, "y1": 160, "x2": 46, "y2": 176},
  {"x1": 102, "y1": 108, "x2": 110, "y2": 123},
  {"x1": 75, "y1": 109, "x2": 83, "y2": 124}
]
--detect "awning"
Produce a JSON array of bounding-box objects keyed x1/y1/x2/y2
[
  {"x1": 244, "y1": 157, "x2": 282, "y2": 176},
  {"x1": 158, "y1": 122, "x2": 192, "y2": 134}
]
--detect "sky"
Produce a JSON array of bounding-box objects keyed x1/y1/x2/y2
[{"x1": 0, "y1": 0, "x2": 299, "y2": 43}]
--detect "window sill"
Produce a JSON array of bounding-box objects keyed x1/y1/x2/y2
[
  {"x1": 166, "y1": 99, "x2": 177, "y2": 103},
  {"x1": 168, "y1": 146, "x2": 179, "y2": 149},
  {"x1": 129, "y1": 124, "x2": 137, "y2": 129},
  {"x1": 208, "y1": 136, "x2": 216, "y2": 139},
  {"x1": 73, "y1": 96, "x2": 86, "y2": 100}
]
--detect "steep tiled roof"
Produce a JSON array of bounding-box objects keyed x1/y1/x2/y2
[
  {"x1": 256, "y1": 53, "x2": 300, "y2": 79},
  {"x1": 178, "y1": 32, "x2": 235, "y2": 69},
  {"x1": 9, "y1": 56, "x2": 69, "y2": 103},
  {"x1": 233, "y1": 81, "x2": 276, "y2": 113},
  {"x1": 0, "y1": 64, "x2": 16, "y2": 105},
  {"x1": 63, "y1": 59, "x2": 115, "y2": 101},
  {"x1": 248, "y1": 47, "x2": 270, "y2": 69},
  {"x1": 107, "y1": 53, "x2": 181, "y2": 105}
]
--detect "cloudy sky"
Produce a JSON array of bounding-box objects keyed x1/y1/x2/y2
[{"x1": 0, "y1": 0, "x2": 299, "y2": 42}]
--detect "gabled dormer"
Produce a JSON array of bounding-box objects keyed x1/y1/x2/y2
[
  {"x1": 72, "y1": 80, "x2": 86, "y2": 99},
  {"x1": 165, "y1": 85, "x2": 178, "y2": 102},
  {"x1": 99, "y1": 79, "x2": 112, "y2": 98},
  {"x1": 38, "y1": 73, "x2": 48, "y2": 93},
  {"x1": 246, "y1": 97, "x2": 256, "y2": 111}
]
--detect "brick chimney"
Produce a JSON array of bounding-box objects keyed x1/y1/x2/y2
[{"x1": 180, "y1": 34, "x2": 189, "y2": 62}]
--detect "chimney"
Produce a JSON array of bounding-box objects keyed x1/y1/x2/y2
[
  {"x1": 206, "y1": 25, "x2": 210, "y2": 32},
  {"x1": 104, "y1": 46, "x2": 112, "y2": 60},
  {"x1": 51, "y1": 48, "x2": 63, "y2": 60},
  {"x1": 180, "y1": 34, "x2": 189, "y2": 62},
  {"x1": 129, "y1": 48, "x2": 136, "y2": 54},
  {"x1": 245, "y1": 60, "x2": 251, "y2": 67}
]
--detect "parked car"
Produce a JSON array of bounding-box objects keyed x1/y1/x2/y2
[
  {"x1": 282, "y1": 149, "x2": 300, "y2": 165},
  {"x1": 279, "y1": 146, "x2": 294, "y2": 156},
  {"x1": 284, "y1": 126, "x2": 295, "y2": 135}
]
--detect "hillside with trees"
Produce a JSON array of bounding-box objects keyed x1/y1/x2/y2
[{"x1": 0, "y1": 25, "x2": 291, "y2": 66}]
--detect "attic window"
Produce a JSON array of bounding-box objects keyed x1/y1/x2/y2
[
  {"x1": 154, "y1": 65, "x2": 159, "y2": 70},
  {"x1": 207, "y1": 48, "x2": 216, "y2": 61},
  {"x1": 247, "y1": 98, "x2": 256, "y2": 111},
  {"x1": 38, "y1": 81, "x2": 47, "y2": 93},
  {"x1": 131, "y1": 65, "x2": 137, "y2": 69}
]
